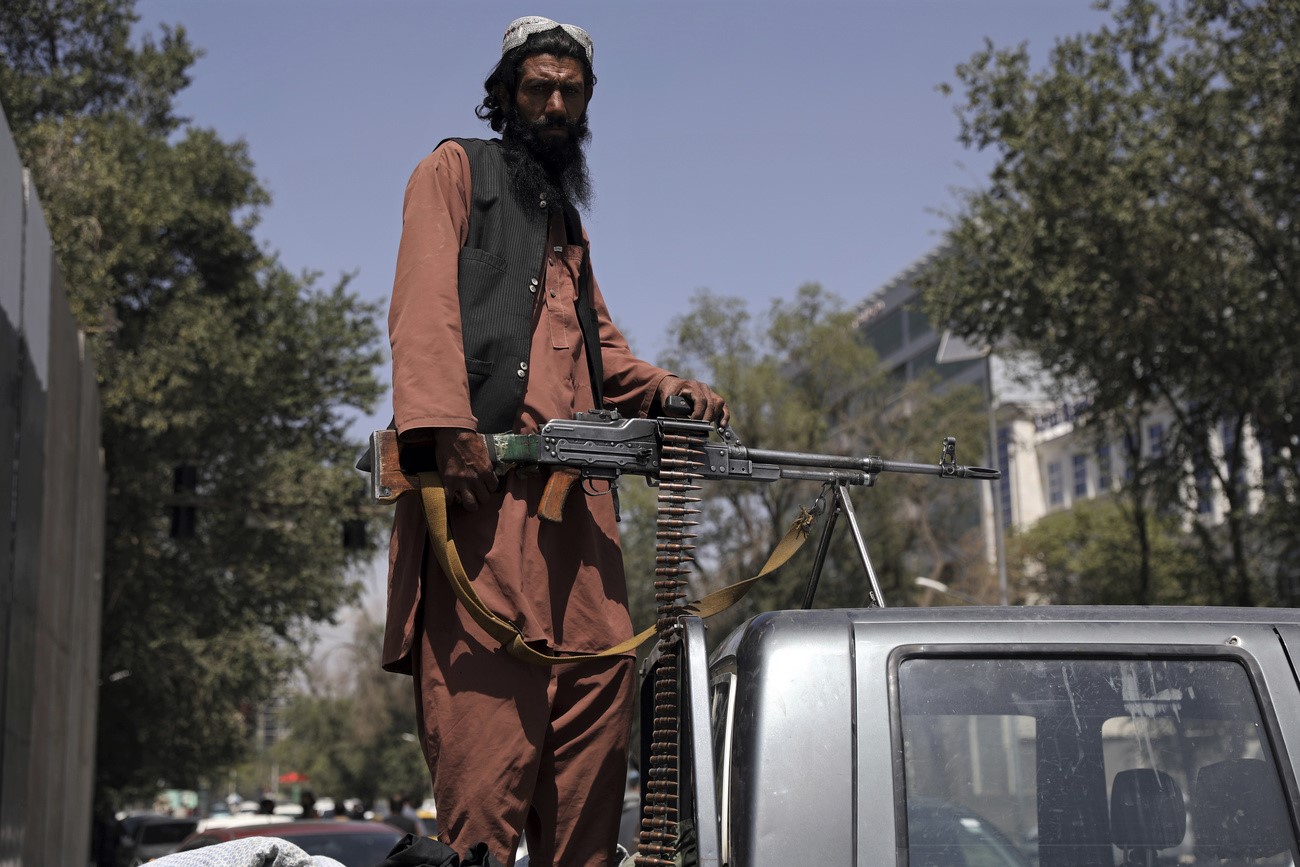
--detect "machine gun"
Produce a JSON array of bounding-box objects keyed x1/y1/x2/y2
[
  {"x1": 363, "y1": 397, "x2": 998, "y2": 616},
  {"x1": 365, "y1": 399, "x2": 998, "y2": 505}
]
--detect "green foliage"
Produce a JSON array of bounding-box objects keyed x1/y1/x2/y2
[
  {"x1": 618, "y1": 474, "x2": 661, "y2": 636},
  {"x1": 270, "y1": 618, "x2": 429, "y2": 808},
  {"x1": 1010, "y1": 497, "x2": 1213, "y2": 605},
  {"x1": 923, "y1": 0, "x2": 1300, "y2": 605},
  {"x1": 1, "y1": 0, "x2": 384, "y2": 806},
  {"x1": 0, "y1": 0, "x2": 193, "y2": 132},
  {"x1": 653, "y1": 284, "x2": 993, "y2": 635}
]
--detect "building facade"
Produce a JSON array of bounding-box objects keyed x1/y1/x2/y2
[{"x1": 855, "y1": 248, "x2": 1264, "y2": 598}]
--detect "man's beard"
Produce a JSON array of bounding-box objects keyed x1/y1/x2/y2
[{"x1": 501, "y1": 106, "x2": 594, "y2": 212}]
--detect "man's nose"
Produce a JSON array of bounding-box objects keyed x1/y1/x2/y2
[{"x1": 544, "y1": 88, "x2": 567, "y2": 116}]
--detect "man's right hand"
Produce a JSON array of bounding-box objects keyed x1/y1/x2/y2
[{"x1": 433, "y1": 428, "x2": 497, "y2": 511}]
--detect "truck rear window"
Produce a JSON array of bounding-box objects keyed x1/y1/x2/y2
[{"x1": 898, "y1": 656, "x2": 1298, "y2": 866}]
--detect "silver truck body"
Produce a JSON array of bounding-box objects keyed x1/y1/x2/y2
[{"x1": 670, "y1": 606, "x2": 1300, "y2": 866}]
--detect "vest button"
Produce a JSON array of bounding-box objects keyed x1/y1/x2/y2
[
  {"x1": 519, "y1": 362, "x2": 528, "y2": 370},
  {"x1": 516, "y1": 369, "x2": 526, "y2": 379},
  {"x1": 530, "y1": 278, "x2": 539, "y2": 285},
  {"x1": 539, "y1": 200, "x2": 547, "y2": 208}
]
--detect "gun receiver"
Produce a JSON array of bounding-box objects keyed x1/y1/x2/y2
[{"x1": 364, "y1": 408, "x2": 1000, "y2": 504}]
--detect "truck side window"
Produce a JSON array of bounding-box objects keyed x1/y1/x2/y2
[{"x1": 897, "y1": 656, "x2": 1299, "y2": 867}]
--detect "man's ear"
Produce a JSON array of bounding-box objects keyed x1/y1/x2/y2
[{"x1": 493, "y1": 84, "x2": 510, "y2": 108}]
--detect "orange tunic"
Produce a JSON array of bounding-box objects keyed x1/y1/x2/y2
[{"x1": 383, "y1": 139, "x2": 675, "y2": 668}]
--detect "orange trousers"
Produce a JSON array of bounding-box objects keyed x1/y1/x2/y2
[{"x1": 413, "y1": 593, "x2": 635, "y2": 867}]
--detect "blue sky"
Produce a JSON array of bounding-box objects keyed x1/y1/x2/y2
[{"x1": 136, "y1": 0, "x2": 1110, "y2": 435}]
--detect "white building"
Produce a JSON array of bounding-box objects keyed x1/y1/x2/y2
[{"x1": 856, "y1": 249, "x2": 1263, "y2": 587}]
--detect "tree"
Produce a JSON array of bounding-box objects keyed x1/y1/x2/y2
[
  {"x1": 655, "y1": 284, "x2": 992, "y2": 633},
  {"x1": 1009, "y1": 497, "x2": 1213, "y2": 605},
  {"x1": 923, "y1": 0, "x2": 1300, "y2": 605},
  {"x1": 1, "y1": 0, "x2": 384, "y2": 805},
  {"x1": 269, "y1": 617, "x2": 429, "y2": 810}
]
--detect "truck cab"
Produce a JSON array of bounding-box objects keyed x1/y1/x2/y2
[{"x1": 668, "y1": 606, "x2": 1300, "y2": 866}]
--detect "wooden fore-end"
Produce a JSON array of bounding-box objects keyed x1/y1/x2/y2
[
  {"x1": 538, "y1": 468, "x2": 581, "y2": 523},
  {"x1": 368, "y1": 429, "x2": 421, "y2": 504}
]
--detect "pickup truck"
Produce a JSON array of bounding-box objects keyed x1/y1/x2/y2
[{"x1": 650, "y1": 605, "x2": 1300, "y2": 866}]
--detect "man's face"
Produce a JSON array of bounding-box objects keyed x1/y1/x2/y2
[{"x1": 513, "y1": 53, "x2": 590, "y2": 142}]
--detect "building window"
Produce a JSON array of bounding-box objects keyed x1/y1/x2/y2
[
  {"x1": 864, "y1": 309, "x2": 904, "y2": 358},
  {"x1": 1147, "y1": 423, "x2": 1165, "y2": 459},
  {"x1": 1195, "y1": 460, "x2": 1215, "y2": 515},
  {"x1": 1048, "y1": 461, "x2": 1064, "y2": 507},
  {"x1": 997, "y1": 427, "x2": 1012, "y2": 529},
  {"x1": 1123, "y1": 432, "x2": 1138, "y2": 481},
  {"x1": 1259, "y1": 436, "x2": 1282, "y2": 495},
  {"x1": 937, "y1": 357, "x2": 982, "y2": 385},
  {"x1": 1097, "y1": 445, "x2": 1112, "y2": 492},
  {"x1": 1220, "y1": 419, "x2": 1246, "y2": 489},
  {"x1": 910, "y1": 347, "x2": 938, "y2": 380},
  {"x1": 906, "y1": 305, "x2": 933, "y2": 341},
  {"x1": 1072, "y1": 454, "x2": 1089, "y2": 499}
]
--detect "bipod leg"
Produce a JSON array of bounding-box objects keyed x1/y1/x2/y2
[
  {"x1": 800, "y1": 485, "x2": 840, "y2": 610},
  {"x1": 836, "y1": 483, "x2": 886, "y2": 608}
]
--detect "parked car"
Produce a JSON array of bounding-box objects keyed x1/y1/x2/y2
[
  {"x1": 174, "y1": 820, "x2": 403, "y2": 867},
  {"x1": 194, "y1": 813, "x2": 294, "y2": 833},
  {"x1": 116, "y1": 813, "x2": 198, "y2": 866}
]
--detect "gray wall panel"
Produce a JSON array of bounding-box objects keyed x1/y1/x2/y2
[
  {"x1": 71, "y1": 348, "x2": 103, "y2": 867},
  {"x1": 0, "y1": 596, "x2": 36, "y2": 863},
  {"x1": 0, "y1": 222, "x2": 18, "y2": 867},
  {"x1": 28, "y1": 267, "x2": 79, "y2": 866},
  {"x1": 2, "y1": 217, "x2": 46, "y2": 867},
  {"x1": 0, "y1": 106, "x2": 25, "y2": 850},
  {"x1": 20, "y1": 172, "x2": 49, "y2": 388},
  {"x1": 1, "y1": 102, "x2": 103, "y2": 867},
  {"x1": 0, "y1": 103, "x2": 23, "y2": 328}
]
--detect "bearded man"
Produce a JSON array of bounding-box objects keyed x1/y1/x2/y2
[{"x1": 383, "y1": 16, "x2": 727, "y2": 867}]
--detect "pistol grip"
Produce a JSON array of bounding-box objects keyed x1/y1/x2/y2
[{"x1": 538, "y1": 468, "x2": 581, "y2": 523}]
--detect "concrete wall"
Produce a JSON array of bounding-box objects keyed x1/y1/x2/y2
[{"x1": 0, "y1": 101, "x2": 105, "y2": 867}]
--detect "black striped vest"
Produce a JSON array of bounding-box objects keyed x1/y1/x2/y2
[{"x1": 448, "y1": 137, "x2": 605, "y2": 434}]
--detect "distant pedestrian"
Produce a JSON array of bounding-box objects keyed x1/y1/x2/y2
[
  {"x1": 298, "y1": 790, "x2": 318, "y2": 820},
  {"x1": 384, "y1": 794, "x2": 424, "y2": 837}
]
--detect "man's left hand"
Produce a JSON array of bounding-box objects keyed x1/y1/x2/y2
[{"x1": 660, "y1": 378, "x2": 729, "y2": 428}]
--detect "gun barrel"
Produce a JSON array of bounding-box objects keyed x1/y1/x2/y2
[
  {"x1": 734, "y1": 446, "x2": 1000, "y2": 481},
  {"x1": 734, "y1": 446, "x2": 883, "y2": 474},
  {"x1": 878, "y1": 459, "x2": 1001, "y2": 480}
]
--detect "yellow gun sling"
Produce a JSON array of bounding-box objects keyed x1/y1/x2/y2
[{"x1": 417, "y1": 471, "x2": 814, "y2": 666}]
